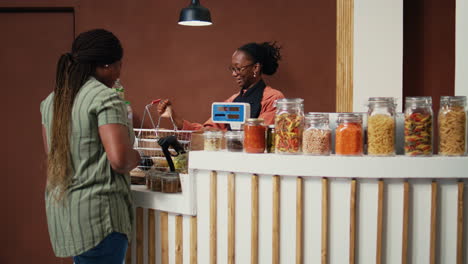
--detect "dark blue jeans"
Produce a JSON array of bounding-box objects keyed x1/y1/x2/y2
[{"x1": 73, "y1": 232, "x2": 128, "y2": 264}]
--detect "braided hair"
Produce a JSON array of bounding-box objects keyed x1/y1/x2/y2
[
  {"x1": 47, "y1": 29, "x2": 123, "y2": 201},
  {"x1": 238, "y1": 41, "x2": 282, "y2": 75}
]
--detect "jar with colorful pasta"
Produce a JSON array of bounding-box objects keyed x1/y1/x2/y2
[
  {"x1": 303, "y1": 113, "x2": 331, "y2": 155},
  {"x1": 367, "y1": 97, "x2": 396, "y2": 156},
  {"x1": 438, "y1": 96, "x2": 467, "y2": 156},
  {"x1": 335, "y1": 113, "x2": 363, "y2": 155},
  {"x1": 274, "y1": 98, "x2": 304, "y2": 154},
  {"x1": 404, "y1": 96, "x2": 433, "y2": 156}
]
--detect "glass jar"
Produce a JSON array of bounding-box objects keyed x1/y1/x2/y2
[
  {"x1": 404, "y1": 96, "x2": 433, "y2": 156},
  {"x1": 274, "y1": 98, "x2": 304, "y2": 154},
  {"x1": 335, "y1": 113, "x2": 363, "y2": 155},
  {"x1": 244, "y1": 118, "x2": 266, "y2": 153},
  {"x1": 367, "y1": 97, "x2": 396, "y2": 156},
  {"x1": 266, "y1": 125, "x2": 276, "y2": 153},
  {"x1": 302, "y1": 113, "x2": 331, "y2": 155},
  {"x1": 438, "y1": 96, "x2": 467, "y2": 156},
  {"x1": 225, "y1": 130, "x2": 244, "y2": 152},
  {"x1": 203, "y1": 131, "x2": 223, "y2": 151},
  {"x1": 161, "y1": 172, "x2": 181, "y2": 193},
  {"x1": 146, "y1": 170, "x2": 162, "y2": 192}
]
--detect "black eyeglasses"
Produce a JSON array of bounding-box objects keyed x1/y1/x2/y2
[{"x1": 228, "y1": 63, "x2": 255, "y2": 74}]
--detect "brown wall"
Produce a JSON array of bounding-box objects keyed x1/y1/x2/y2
[{"x1": 1, "y1": 0, "x2": 336, "y2": 263}]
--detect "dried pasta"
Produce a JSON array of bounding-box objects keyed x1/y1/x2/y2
[
  {"x1": 404, "y1": 112, "x2": 432, "y2": 156},
  {"x1": 367, "y1": 114, "x2": 395, "y2": 155},
  {"x1": 438, "y1": 106, "x2": 466, "y2": 155}
]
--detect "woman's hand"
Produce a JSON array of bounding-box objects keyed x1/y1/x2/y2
[{"x1": 157, "y1": 99, "x2": 184, "y2": 129}]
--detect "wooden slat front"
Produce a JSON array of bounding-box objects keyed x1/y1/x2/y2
[
  {"x1": 160, "y1": 212, "x2": 169, "y2": 264},
  {"x1": 430, "y1": 182, "x2": 438, "y2": 264},
  {"x1": 336, "y1": 0, "x2": 354, "y2": 112},
  {"x1": 126, "y1": 242, "x2": 132, "y2": 264},
  {"x1": 350, "y1": 179, "x2": 357, "y2": 264},
  {"x1": 210, "y1": 171, "x2": 217, "y2": 264},
  {"x1": 376, "y1": 180, "x2": 384, "y2": 264},
  {"x1": 322, "y1": 178, "x2": 329, "y2": 264},
  {"x1": 175, "y1": 215, "x2": 183, "y2": 264},
  {"x1": 148, "y1": 209, "x2": 156, "y2": 264},
  {"x1": 191, "y1": 216, "x2": 198, "y2": 264},
  {"x1": 273, "y1": 175, "x2": 281, "y2": 264},
  {"x1": 228, "y1": 173, "x2": 236, "y2": 264},
  {"x1": 296, "y1": 177, "x2": 304, "y2": 264},
  {"x1": 251, "y1": 175, "x2": 259, "y2": 264},
  {"x1": 457, "y1": 181, "x2": 465, "y2": 264},
  {"x1": 402, "y1": 181, "x2": 409, "y2": 264},
  {"x1": 136, "y1": 207, "x2": 144, "y2": 264}
]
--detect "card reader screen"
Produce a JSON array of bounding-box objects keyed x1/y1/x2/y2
[
  {"x1": 217, "y1": 106, "x2": 240, "y2": 112},
  {"x1": 227, "y1": 114, "x2": 240, "y2": 119}
]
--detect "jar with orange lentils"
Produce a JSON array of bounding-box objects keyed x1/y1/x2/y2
[{"x1": 335, "y1": 113, "x2": 363, "y2": 155}]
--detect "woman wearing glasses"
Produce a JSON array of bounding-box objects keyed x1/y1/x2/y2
[{"x1": 157, "y1": 41, "x2": 285, "y2": 130}]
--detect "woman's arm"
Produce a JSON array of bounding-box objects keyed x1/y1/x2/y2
[{"x1": 99, "y1": 123, "x2": 140, "y2": 174}]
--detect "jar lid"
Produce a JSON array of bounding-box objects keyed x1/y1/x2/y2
[
  {"x1": 337, "y1": 113, "x2": 362, "y2": 123},
  {"x1": 305, "y1": 113, "x2": 329, "y2": 123},
  {"x1": 405, "y1": 96, "x2": 432, "y2": 105},
  {"x1": 274, "y1": 98, "x2": 304, "y2": 106},
  {"x1": 440, "y1": 96, "x2": 466, "y2": 103},
  {"x1": 203, "y1": 130, "x2": 223, "y2": 136},
  {"x1": 225, "y1": 130, "x2": 243, "y2": 138},
  {"x1": 268, "y1": 124, "x2": 275, "y2": 129}
]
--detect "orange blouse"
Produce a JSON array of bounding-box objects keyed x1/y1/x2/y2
[{"x1": 182, "y1": 86, "x2": 285, "y2": 131}]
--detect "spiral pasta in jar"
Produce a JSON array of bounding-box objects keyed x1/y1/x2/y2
[
  {"x1": 404, "y1": 96, "x2": 433, "y2": 156},
  {"x1": 335, "y1": 113, "x2": 363, "y2": 155},
  {"x1": 367, "y1": 97, "x2": 396, "y2": 156},
  {"x1": 438, "y1": 96, "x2": 467, "y2": 156},
  {"x1": 274, "y1": 98, "x2": 304, "y2": 154}
]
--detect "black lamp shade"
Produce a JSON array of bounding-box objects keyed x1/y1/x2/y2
[{"x1": 178, "y1": 0, "x2": 212, "y2": 26}]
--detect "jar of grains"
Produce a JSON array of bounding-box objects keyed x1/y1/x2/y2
[
  {"x1": 266, "y1": 125, "x2": 276, "y2": 153},
  {"x1": 438, "y1": 96, "x2": 467, "y2": 156},
  {"x1": 367, "y1": 97, "x2": 396, "y2": 156},
  {"x1": 225, "y1": 130, "x2": 244, "y2": 152},
  {"x1": 302, "y1": 113, "x2": 331, "y2": 155},
  {"x1": 404, "y1": 96, "x2": 433, "y2": 156},
  {"x1": 244, "y1": 118, "x2": 266, "y2": 153},
  {"x1": 335, "y1": 113, "x2": 363, "y2": 155},
  {"x1": 274, "y1": 98, "x2": 304, "y2": 154},
  {"x1": 203, "y1": 131, "x2": 223, "y2": 151}
]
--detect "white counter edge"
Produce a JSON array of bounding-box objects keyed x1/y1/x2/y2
[{"x1": 188, "y1": 151, "x2": 468, "y2": 179}]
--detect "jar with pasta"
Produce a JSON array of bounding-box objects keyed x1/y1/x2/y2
[
  {"x1": 438, "y1": 96, "x2": 467, "y2": 156},
  {"x1": 274, "y1": 98, "x2": 304, "y2": 154},
  {"x1": 244, "y1": 118, "x2": 266, "y2": 153},
  {"x1": 404, "y1": 96, "x2": 433, "y2": 156},
  {"x1": 203, "y1": 131, "x2": 223, "y2": 151},
  {"x1": 367, "y1": 97, "x2": 396, "y2": 156},
  {"x1": 335, "y1": 113, "x2": 363, "y2": 155},
  {"x1": 303, "y1": 113, "x2": 331, "y2": 155}
]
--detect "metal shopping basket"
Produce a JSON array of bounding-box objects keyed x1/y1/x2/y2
[{"x1": 134, "y1": 99, "x2": 192, "y2": 173}]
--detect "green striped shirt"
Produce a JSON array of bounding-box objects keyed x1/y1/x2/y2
[{"x1": 40, "y1": 77, "x2": 134, "y2": 257}]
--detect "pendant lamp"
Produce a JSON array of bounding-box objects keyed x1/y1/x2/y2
[{"x1": 178, "y1": 0, "x2": 213, "y2": 26}]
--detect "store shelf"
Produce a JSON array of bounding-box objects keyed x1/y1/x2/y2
[
  {"x1": 131, "y1": 173, "x2": 196, "y2": 216},
  {"x1": 189, "y1": 151, "x2": 468, "y2": 179}
]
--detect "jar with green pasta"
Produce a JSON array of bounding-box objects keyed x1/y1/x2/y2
[{"x1": 367, "y1": 97, "x2": 396, "y2": 156}]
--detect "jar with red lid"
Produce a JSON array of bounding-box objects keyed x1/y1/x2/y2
[{"x1": 243, "y1": 118, "x2": 266, "y2": 153}]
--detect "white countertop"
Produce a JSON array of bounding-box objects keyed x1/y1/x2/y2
[{"x1": 189, "y1": 151, "x2": 468, "y2": 179}]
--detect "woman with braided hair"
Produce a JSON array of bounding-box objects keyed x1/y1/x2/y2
[
  {"x1": 158, "y1": 41, "x2": 285, "y2": 130},
  {"x1": 40, "y1": 29, "x2": 140, "y2": 263}
]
